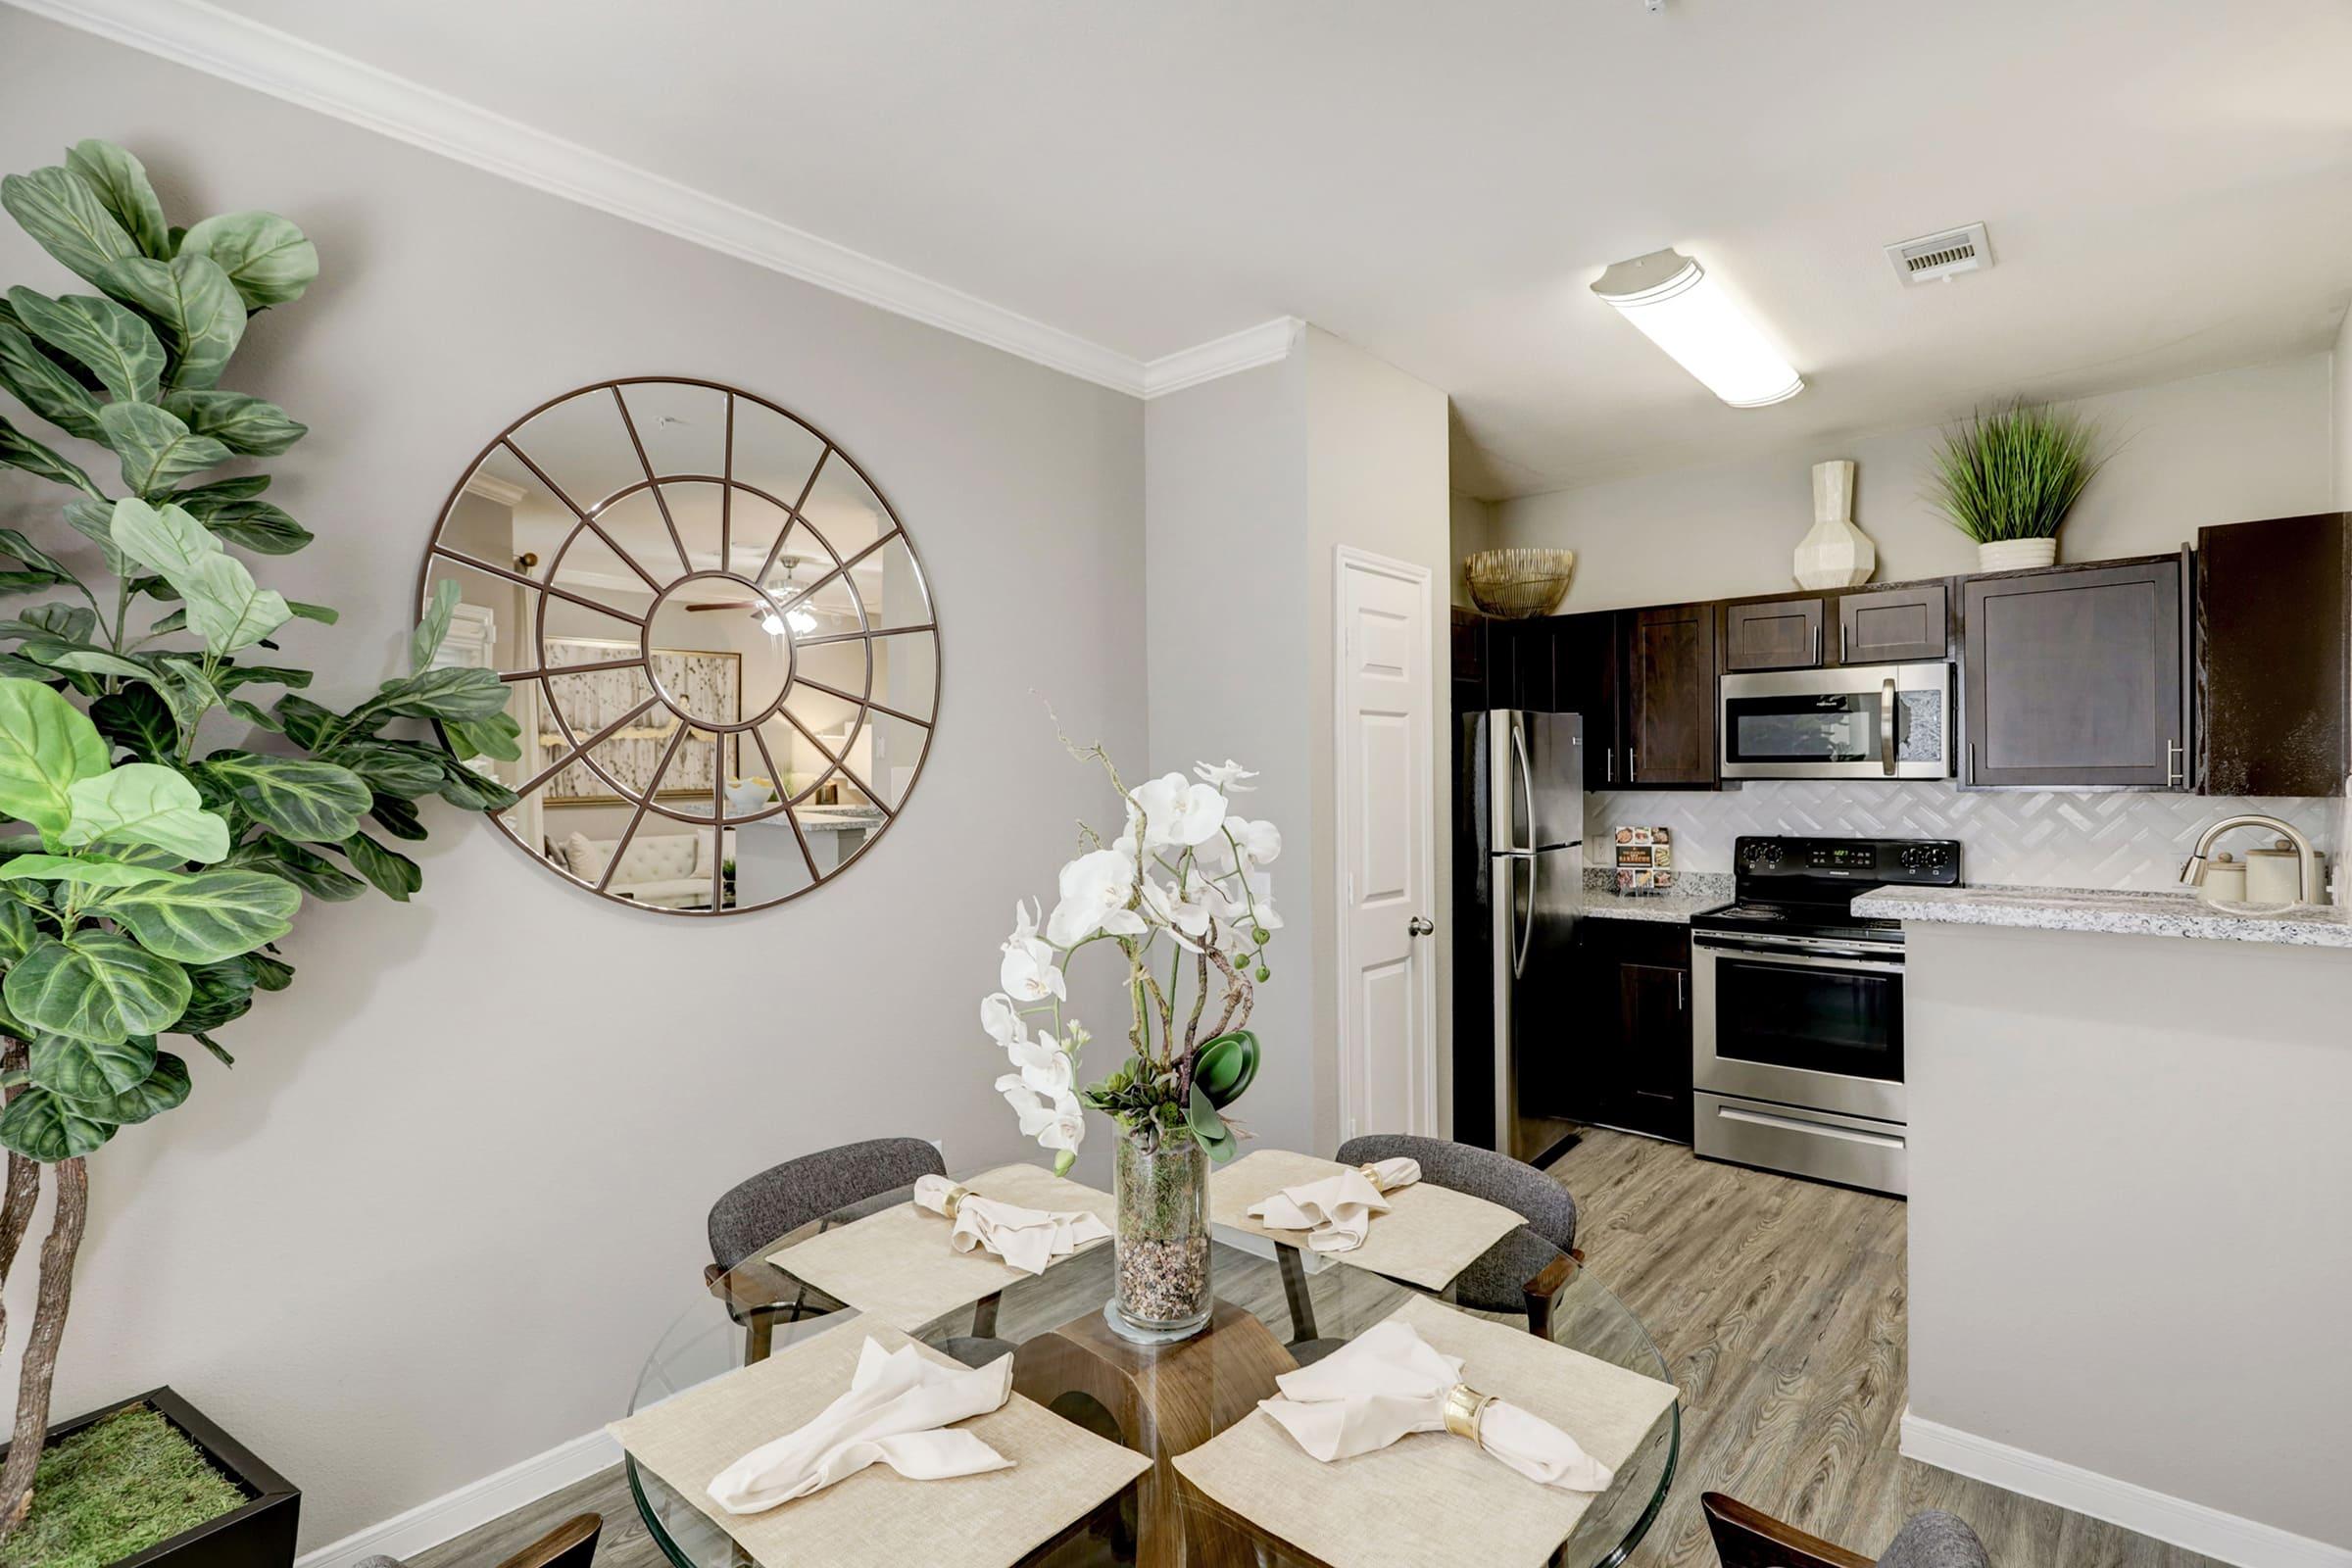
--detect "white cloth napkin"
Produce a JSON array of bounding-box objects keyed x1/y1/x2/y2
[
  {"x1": 1245, "y1": 1156, "x2": 1422, "y2": 1252},
  {"x1": 1256, "y1": 1319, "x2": 1614, "y2": 1493},
  {"x1": 706, "y1": 1338, "x2": 1014, "y2": 1514},
  {"x1": 912, "y1": 1174, "x2": 1112, "y2": 1276}
]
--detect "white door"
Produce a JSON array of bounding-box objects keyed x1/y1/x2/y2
[{"x1": 1334, "y1": 547, "x2": 1438, "y2": 1142}]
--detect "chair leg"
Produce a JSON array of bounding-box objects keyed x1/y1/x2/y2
[
  {"x1": 1275, "y1": 1243, "x2": 1319, "y2": 1342},
  {"x1": 972, "y1": 1290, "x2": 1002, "y2": 1339},
  {"x1": 745, "y1": 1310, "x2": 774, "y2": 1365}
]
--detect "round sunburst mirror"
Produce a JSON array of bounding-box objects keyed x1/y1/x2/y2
[{"x1": 418, "y1": 378, "x2": 939, "y2": 914}]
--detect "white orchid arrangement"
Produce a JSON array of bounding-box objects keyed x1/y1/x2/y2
[{"x1": 982, "y1": 746, "x2": 1279, "y2": 1174}]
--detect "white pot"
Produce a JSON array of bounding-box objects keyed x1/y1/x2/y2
[
  {"x1": 1977, "y1": 537, "x2": 2058, "y2": 572},
  {"x1": 1792, "y1": 460, "x2": 1877, "y2": 589}
]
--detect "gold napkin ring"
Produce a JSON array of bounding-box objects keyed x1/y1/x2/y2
[
  {"x1": 940, "y1": 1183, "x2": 971, "y2": 1219},
  {"x1": 1357, "y1": 1162, "x2": 1385, "y2": 1188},
  {"x1": 1442, "y1": 1382, "x2": 1495, "y2": 1444}
]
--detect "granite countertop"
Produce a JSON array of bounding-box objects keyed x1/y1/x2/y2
[
  {"x1": 1575, "y1": 870, "x2": 1732, "y2": 925},
  {"x1": 1850, "y1": 884, "x2": 2352, "y2": 949}
]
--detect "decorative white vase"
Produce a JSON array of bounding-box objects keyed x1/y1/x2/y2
[
  {"x1": 1792, "y1": 460, "x2": 1877, "y2": 589},
  {"x1": 1977, "y1": 537, "x2": 2058, "y2": 572}
]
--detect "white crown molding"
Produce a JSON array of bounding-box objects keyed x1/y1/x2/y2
[
  {"x1": 461, "y1": 472, "x2": 528, "y2": 507},
  {"x1": 1141, "y1": 317, "x2": 1303, "y2": 398},
  {"x1": 1900, "y1": 1413, "x2": 2352, "y2": 1568},
  {"x1": 4, "y1": 0, "x2": 1298, "y2": 399}
]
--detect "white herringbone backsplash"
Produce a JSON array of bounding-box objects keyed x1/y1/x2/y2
[{"x1": 1588, "y1": 782, "x2": 2341, "y2": 891}]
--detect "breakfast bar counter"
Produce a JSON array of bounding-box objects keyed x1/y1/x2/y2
[{"x1": 1851, "y1": 883, "x2": 2352, "y2": 947}]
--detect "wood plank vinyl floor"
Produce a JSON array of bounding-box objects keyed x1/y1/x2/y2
[{"x1": 413, "y1": 1131, "x2": 2223, "y2": 1568}]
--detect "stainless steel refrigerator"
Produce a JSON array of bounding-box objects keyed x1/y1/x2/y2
[{"x1": 1452, "y1": 710, "x2": 1583, "y2": 1163}]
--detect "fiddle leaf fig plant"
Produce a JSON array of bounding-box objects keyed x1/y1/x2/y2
[{"x1": 0, "y1": 138, "x2": 521, "y2": 1538}]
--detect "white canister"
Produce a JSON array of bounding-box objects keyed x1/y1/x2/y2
[
  {"x1": 2244, "y1": 841, "x2": 2318, "y2": 906},
  {"x1": 2198, "y1": 854, "x2": 2246, "y2": 906}
]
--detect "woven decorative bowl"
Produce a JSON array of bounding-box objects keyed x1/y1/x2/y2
[{"x1": 1464, "y1": 548, "x2": 1576, "y2": 618}]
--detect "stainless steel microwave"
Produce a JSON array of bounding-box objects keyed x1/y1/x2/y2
[{"x1": 1719, "y1": 662, "x2": 1952, "y2": 780}]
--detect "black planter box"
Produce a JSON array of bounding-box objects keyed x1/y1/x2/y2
[{"x1": 0, "y1": 1386, "x2": 298, "y2": 1568}]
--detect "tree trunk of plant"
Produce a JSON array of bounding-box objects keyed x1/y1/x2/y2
[
  {"x1": 0, "y1": 1040, "x2": 40, "y2": 1372},
  {"x1": 0, "y1": 1155, "x2": 85, "y2": 1537}
]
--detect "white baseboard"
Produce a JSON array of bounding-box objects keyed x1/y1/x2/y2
[
  {"x1": 1899, "y1": 1413, "x2": 2350, "y2": 1568},
  {"x1": 294, "y1": 1426, "x2": 618, "y2": 1568}
]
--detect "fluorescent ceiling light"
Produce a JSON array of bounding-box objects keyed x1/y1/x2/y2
[{"x1": 1591, "y1": 249, "x2": 1802, "y2": 408}]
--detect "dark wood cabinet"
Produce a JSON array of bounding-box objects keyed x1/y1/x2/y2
[
  {"x1": 1482, "y1": 617, "x2": 1558, "y2": 712},
  {"x1": 1962, "y1": 555, "x2": 2188, "y2": 789},
  {"x1": 1723, "y1": 597, "x2": 1824, "y2": 671},
  {"x1": 1553, "y1": 610, "x2": 1623, "y2": 789},
  {"x1": 1449, "y1": 606, "x2": 1488, "y2": 711},
  {"x1": 1838, "y1": 582, "x2": 1949, "y2": 664},
  {"x1": 1564, "y1": 920, "x2": 1691, "y2": 1143},
  {"x1": 1626, "y1": 603, "x2": 1718, "y2": 787},
  {"x1": 2197, "y1": 513, "x2": 2350, "y2": 798}
]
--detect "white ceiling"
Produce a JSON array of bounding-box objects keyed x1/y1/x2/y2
[{"x1": 42, "y1": 0, "x2": 2352, "y2": 497}]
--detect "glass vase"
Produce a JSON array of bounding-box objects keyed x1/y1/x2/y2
[{"x1": 1111, "y1": 1126, "x2": 1211, "y2": 1338}]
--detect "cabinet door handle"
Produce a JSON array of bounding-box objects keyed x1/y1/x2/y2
[
  {"x1": 1838, "y1": 621, "x2": 1847, "y2": 663},
  {"x1": 1676, "y1": 971, "x2": 1687, "y2": 1010},
  {"x1": 1629, "y1": 749, "x2": 1638, "y2": 782},
  {"x1": 2165, "y1": 739, "x2": 2184, "y2": 788},
  {"x1": 1967, "y1": 740, "x2": 1977, "y2": 784},
  {"x1": 1606, "y1": 748, "x2": 1614, "y2": 784}
]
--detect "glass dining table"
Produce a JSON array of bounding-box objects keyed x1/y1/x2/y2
[{"x1": 625, "y1": 1167, "x2": 1679, "y2": 1568}]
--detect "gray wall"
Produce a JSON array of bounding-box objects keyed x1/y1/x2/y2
[
  {"x1": 0, "y1": 14, "x2": 1145, "y2": 1550},
  {"x1": 1903, "y1": 921, "x2": 2352, "y2": 1550},
  {"x1": 1483, "y1": 355, "x2": 2333, "y2": 613}
]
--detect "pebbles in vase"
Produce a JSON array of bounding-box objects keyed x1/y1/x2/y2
[{"x1": 1117, "y1": 1235, "x2": 1210, "y2": 1327}]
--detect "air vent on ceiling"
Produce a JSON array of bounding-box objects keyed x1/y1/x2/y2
[{"x1": 1886, "y1": 222, "x2": 1991, "y2": 285}]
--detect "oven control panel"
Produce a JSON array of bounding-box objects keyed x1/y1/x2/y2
[{"x1": 1735, "y1": 835, "x2": 1962, "y2": 887}]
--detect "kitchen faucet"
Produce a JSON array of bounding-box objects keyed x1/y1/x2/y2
[{"x1": 2179, "y1": 813, "x2": 2324, "y2": 905}]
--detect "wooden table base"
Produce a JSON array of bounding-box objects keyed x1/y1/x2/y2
[{"x1": 1011, "y1": 1300, "x2": 1297, "y2": 1568}]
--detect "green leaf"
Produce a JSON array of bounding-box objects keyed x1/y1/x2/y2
[
  {"x1": 59, "y1": 761, "x2": 229, "y2": 863},
  {"x1": 161, "y1": 391, "x2": 307, "y2": 457},
  {"x1": 201, "y1": 751, "x2": 368, "y2": 842},
  {"x1": 0, "y1": 1089, "x2": 115, "y2": 1160},
  {"x1": 174, "y1": 956, "x2": 255, "y2": 1032},
  {"x1": 0, "y1": 901, "x2": 40, "y2": 964},
  {"x1": 6, "y1": 285, "x2": 164, "y2": 403},
  {"x1": 97, "y1": 402, "x2": 230, "y2": 496},
  {"x1": 144, "y1": 657, "x2": 219, "y2": 737},
  {"x1": 342, "y1": 831, "x2": 420, "y2": 901},
  {"x1": 0, "y1": 530, "x2": 80, "y2": 591},
  {"x1": 363, "y1": 665, "x2": 513, "y2": 725},
  {"x1": 1185, "y1": 1085, "x2": 1238, "y2": 1163},
  {"x1": 59, "y1": 498, "x2": 127, "y2": 575},
  {"x1": 172, "y1": 474, "x2": 270, "y2": 514},
  {"x1": 89, "y1": 685, "x2": 178, "y2": 763},
  {"x1": 68, "y1": 1051, "x2": 189, "y2": 1126},
  {"x1": 195, "y1": 500, "x2": 311, "y2": 556},
  {"x1": 413, "y1": 578, "x2": 460, "y2": 674},
  {"x1": 94, "y1": 252, "x2": 244, "y2": 391},
  {"x1": 5, "y1": 931, "x2": 190, "y2": 1045},
  {"x1": 212, "y1": 663, "x2": 311, "y2": 693},
  {"x1": 224, "y1": 834, "x2": 366, "y2": 902},
  {"x1": 0, "y1": 677, "x2": 110, "y2": 836},
  {"x1": 271, "y1": 694, "x2": 334, "y2": 750},
  {"x1": 285, "y1": 601, "x2": 339, "y2": 626},
  {"x1": 110, "y1": 498, "x2": 289, "y2": 651},
  {"x1": 247, "y1": 953, "x2": 293, "y2": 992},
  {"x1": 368, "y1": 793, "x2": 428, "y2": 842},
  {"x1": 0, "y1": 603, "x2": 96, "y2": 644},
  {"x1": 0, "y1": 319, "x2": 105, "y2": 441},
  {"x1": 1192, "y1": 1030, "x2": 1259, "y2": 1110},
  {"x1": 178, "y1": 211, "x2": 318, "y2": 310},
  {"x1": 0, "y1": 167, "x2": 139, "y2": 287},
  {"x1": 323, "y1": 739, "x2": 447, "y2": 796},
  {"x1": 444, "y1": 712, "x2": 523, "y2": 764},
  {"x1": 0, "y1": 414, "x2": 104, "y2": 498},
  {"x1": 28, "y1": 1030, "x2": 155, "y2": 1098},
  {"x1": 26, "y1": 647, "x2": 148, "y2": 682},
  {"x1": 434, "y1": 760, "x2": 517, "y2": 813},
  {"x1": 92, "y1": 869, "x2": 299, "y2": 963},
  {"x1": 0, "y1": 854, "x2": 175, "y2": 889},
  {"x1": 64, "y1": 140, "x2": 171, "y2": 261}
]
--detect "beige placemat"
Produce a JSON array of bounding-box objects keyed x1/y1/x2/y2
[
  {"x1": 1172, "y1": 1296, "x2": 1678, "y2": 1568},
  {"x1": 611, "y1": 1318, "x2": 1149, "y2": 1568},
  {"x1": 766, "y1": 1163, "x2": 1114, "y2": 1331},
  {"x1": 1209, "y1": 1149, "x2": 1525, "y2": 1290}
]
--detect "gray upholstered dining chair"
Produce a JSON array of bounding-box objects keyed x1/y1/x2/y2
[
  {"x1": 357, "y1": 1512, "x2": 600, "y2": 1568},
  {"x1": 1333, "y1": 1132, "x2": 1584, "y2": 1331},
  {"x1": 704, "y1": 1137, "x2": 1012, "y2": 1369},
  {"x1": 1702, "y1": 1493, "x2": 1990, "y2": 1567}
]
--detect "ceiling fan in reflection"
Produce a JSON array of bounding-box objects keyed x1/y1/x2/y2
[{"x1": 686, "y1": 556, "x2": 820, "y2": 636}]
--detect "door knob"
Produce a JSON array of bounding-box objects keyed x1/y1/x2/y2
[{"x1": 1408, "y1": 915, "x2": 1435, "y2": 937}]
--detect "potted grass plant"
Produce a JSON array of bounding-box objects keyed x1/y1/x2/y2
[
  {"x1": 1928, "y1": 400, "x2": 2108, "y2": 571},
  {"x1": 0, "y1": 138, "x2": 521, "y2": 1564}
]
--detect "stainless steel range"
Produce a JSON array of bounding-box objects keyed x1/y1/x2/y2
[{"x1": 1690, "y1": 834, "x2": 1960, "y2": 1197}]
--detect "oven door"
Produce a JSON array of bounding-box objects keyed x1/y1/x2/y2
[
  {"x1": 1719, "y1": 662, "x2": 1950, "y2": 780},
  {"x1": 1692, "y1": 935, "x2": 1906, "y2": 1122}
]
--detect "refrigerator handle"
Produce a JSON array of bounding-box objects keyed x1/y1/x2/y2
[
  {"x1": 1513, "y1": 849, "x2": 1537, "y2": 979},
  {"x1": 1511, "y1": 718, "x2": 1537, "y2": 852}
]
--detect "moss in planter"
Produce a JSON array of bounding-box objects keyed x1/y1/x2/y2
[{"x1": 0, "y1": 1404, "x2": 245, "y2": 1568}]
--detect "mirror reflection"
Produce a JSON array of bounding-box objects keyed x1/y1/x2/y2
[{"x1": 420, "y1": 379, "x2": 936, "y2": 913}]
